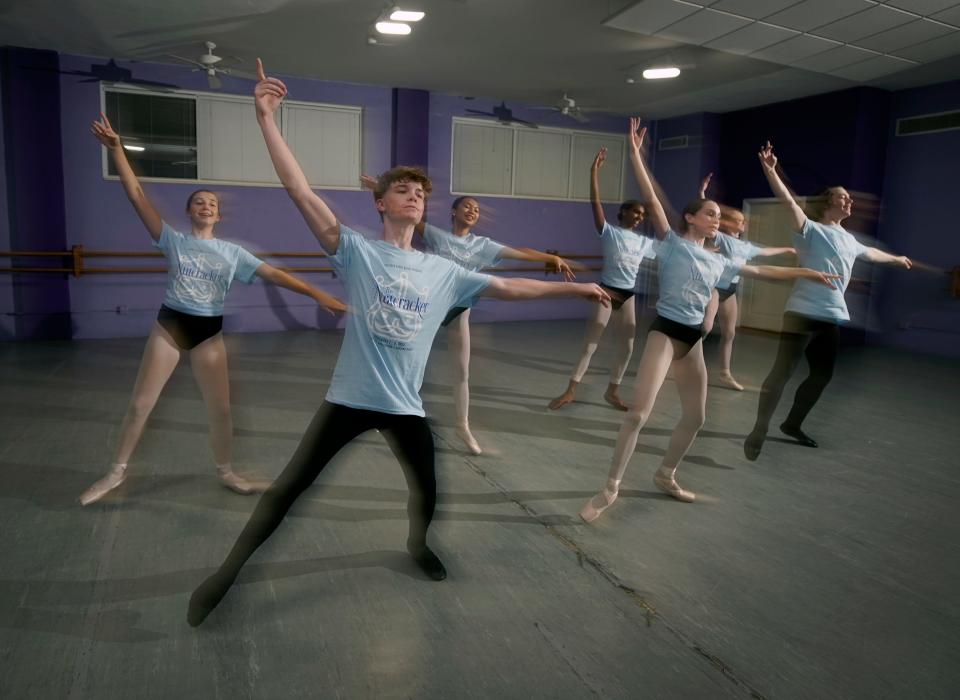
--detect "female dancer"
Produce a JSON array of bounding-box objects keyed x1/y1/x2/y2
[
  {"x1": 743, "y1": 142, "x2": 912, "y2": 460},
  {"x1": 187, "y1": 61, "x2": 609, "y2": 625},
  {"x1": 359, "y1": 178, "x2": 576, "y2": 455},
  {"x1": 549, "y1": 146, "x2": 655, "y2": 411},
  {"x1": 580, "y1": 120, "x2": 840, "y2": 521},
  {"x1": 698, "y1": 172, "x2": 795, "y2": 391},
  {"x1": 79, "y1": 113, "x2": 346, "y2": 506}
]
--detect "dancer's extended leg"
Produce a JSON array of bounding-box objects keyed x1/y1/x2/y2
[
  {"x1": 780, "y1": 321, "x2": 838, "y2": 446},
  {"x1": 447, "y1": 309, "x2": 482, "y2": 455},
  {"x1": 604, "y1": 300, "x2": 636, "y2": 411},
  {"x1": 80, "y1": 324, "x2": 181, "y2": 505},
  {"x1": 549, "y1": 303, "x2": 612, "y2": 409},
  {"x1": 716, "y1": 295, "x2": 743, "y2": 391},
  {"x1": 653, "y1": 342, "x2": 706, "y2": 502}
]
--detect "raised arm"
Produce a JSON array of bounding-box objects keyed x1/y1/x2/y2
[
  {"x1": 255, "y1": 59, "x2": 339, "y2": 254},
  {"x1": 589, "y1": 148, "x2": 607, "y2": 233},
  {"x1": 91, "y1": 113, "x2": 163, "y2": 241},
  {"x1": 741, "y1": 264, "x2": 841, "y2": 287},
  {"x1": 698, "y1": 171, "x2": 713, "y2": 200},
  {"x1": 481, "y1": 277, "x2": 609, "y2": 305},
  {"x1": 255, "y1": 263, "x2": 347, "y2": 315},
  {"x1": 498, "y1": 246, "x2": 576, "y2": 281},
  {"x1": 758, "y1": 142, "x2": 806, "y2": 233},
  {"x1": 626, "y1": 117, "x2": 670, "y2": 239},
  {"x1": 860, "y1": 247, "x2": 912, "y2": 268}
]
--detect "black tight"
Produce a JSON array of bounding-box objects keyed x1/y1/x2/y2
[
  {"x1": 215, "y1": 401, "x2": 436, "y2": 582},
  {"x1": 753, "y1": 312, "x2": 839, "y2": 434}
]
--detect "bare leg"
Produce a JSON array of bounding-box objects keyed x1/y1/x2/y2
[
  {"x1": 447, "y1": 309, "x2": 481, "y2": 455},
  {"x1": 549, "y1": 303, "x2": 612, "y2": 409},
  {"x1": 653, "y1": 342, "x2": 707, "y2": 503},
  {"x1": 80, "y1": 324, "x2": 182, "y2": 505},
  {"x1": 701, "y1": 289, "x2": 720, "y2": 337},
  {"x1": 604, "y1": 300, "x2": 636, "y2": 411},
  {"x1": 580, "y1": 331, "x2": 675, "y2": 522},
  {"x1": 190, "y1": 334, "x2": 268, "y2": 494},
  {"x1": 716, "y1": 295, "x2": 743, "y2": 391}
]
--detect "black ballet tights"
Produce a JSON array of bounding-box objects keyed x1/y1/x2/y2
[
  {"x1": 189, "y1": 401, "x2": 437, "y2": 626},
  {"x1": 753, "y1": 312, "x2": 840, "y2": 436}
]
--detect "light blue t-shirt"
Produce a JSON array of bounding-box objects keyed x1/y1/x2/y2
[
  {"x1": 785, "y1": 219, "x2": 869, "y2": 322},
  {"x1": 655, "y1": 230, "x2": 741, "y2": 326},
  {"x1": 599, "y1": 221, "x2": 658, "y2": 290},
  {"x1": 422, "y1": 223, "x2": 505, "y2": 272},
  {"x1": 326, "y1": 225, "x2": 492, "y2": 416},
  {"x1": 154, "y1": 222, "x2": 263, "y2": 316},
  {"x1": 713, "y1": 232, "x2": 763, "y2": 288}
]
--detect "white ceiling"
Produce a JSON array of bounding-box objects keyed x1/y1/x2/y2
[{"x1": 0, "y1": 0, "x2": 957, "y2": 119}]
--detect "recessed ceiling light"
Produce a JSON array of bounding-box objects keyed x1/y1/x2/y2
[
  {"x1": 390, "y1": 9, "x2": 425, "y2": 22},
  {"x1": 123, "y1": 144, "x2": 145, "y2": 152},
  {"x1": 643, "y1": 67, "x2": 680, "y2": 80},
  {"x1": 375, "y1": 21, "x2": 411, "y2": 35}
]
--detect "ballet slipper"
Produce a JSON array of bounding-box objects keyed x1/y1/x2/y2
[
  {"x1": 217, "y1": 466, "x2": 270, "y2": 495},
  {"x1": 79, "y1": 464, "x2": 127, "y2": 506},
  {"x1": 455, "y1": 424, "x2": 482, "y2": 455},
  {"x1": 548, "y1": 380, "x2": 578, "y2": 410},
  {"x1": 716, "y1": 371, "x2": 744, "y2": 391},
  {"x1": 579, "y1": 479, "x2": 621, "y2": 523},
  {"x1": 653, "y1": 468, "x2": 695, "y2": 503}
]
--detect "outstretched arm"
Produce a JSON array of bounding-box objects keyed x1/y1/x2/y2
[
  {"x1": 626, "y1": 117, "x2": 670, "y2": 239},
  {"x1": 861, "y1": 247, "x2": 912, "y2": 268},
  {"x1": 255, "y1": 59, "x2": 340, "y2": 254},
  {"x1": 481, "y1": 277, "x2": 609, "y2": 306},
  {"x1": 752, "y1": 246, "x2": 796, "y2": 258},
  {"x1": 91, "y1": 113, "x2": 163, "y2": 241},
  {"x1": 498, "y1": 246, "x2": 576, "y2": 281},
  {"x1": 698, "y1": 172, "x2": 713, "y2": 200},
  {"x1": 589, "y1": 148, "x2": 607, "y2": 233},
  {"x1": 255, "y1": 263, "x2": 347, "y2": 314},
  {"x1": 758, "y1": 141, "x2": 806, "y2": 232},
  {"x1": 741, "y1": 264, "x2": 841, "y2": 287}
]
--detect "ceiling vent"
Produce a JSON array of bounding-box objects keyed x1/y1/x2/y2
[
  {"x1": 658, "y1": 134, "x2": 703, "y2": 151},
  {"x1": 896, "y1": 110, "x2": 960, "y2": 137}
]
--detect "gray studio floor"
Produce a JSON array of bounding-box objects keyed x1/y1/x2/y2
[{"x1": 1, "y1": 315, "x2": 958, "y2": 699}]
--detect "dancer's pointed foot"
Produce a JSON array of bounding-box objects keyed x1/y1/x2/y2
[
  {"x1": 653, "y1": 468, "x2": 695, "y2": 503},
  {"x1": 716, "y1": 371, "x2": 744, "y2": 391},
  {"x1": 744, "y1": 429, "x2": 765, "y2": 461},
  {"x1": 579, "y1": 479, "x2": 620, "y2": 523},
  {"x1": 603, "y1": 383, "x2": 629, "y2": 411},
  {"x1": 548, "y1": 391, "x2": 575, "y2": 410},
  {"x1": 455, "y1": 424, "x2": 482, "y2": 455},
  {"x1": 79, "y1": 464, "x2": 127, "y2": 506},
  {"x1": 408, "y1": 544, "x2": 447, "y2": 581},
  {"x1": 187, "y1": 571, "x2": 233, "y2": 627},
  {"x1": 217, "y1": 465, "x2": 270, "y2": 495},
  {"x1": 779, "y1": 423, "x2": 818, "y2": 448}
]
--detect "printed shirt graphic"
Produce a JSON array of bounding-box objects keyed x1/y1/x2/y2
[
  {"x1": 326, "y1": 225, "x2": 492, "y2": 416},
  {"x1": 422, "y1": 223, "x2": 505, "y2": 272},
  {"x1": 785, "y1": 219, "x2": 869, "y2": 322},
  {"x1": 599, "y1": 221, "x2": 658, "y2": 289},
  {"x1": 655, "y1": 230, "x2": 741, "y2": 326},
  {"x1": 713, "y1": 232, "x2": 763, "y2": 288},
  {"x1": 154, "y1": 222, "x2": 263, "y2": 316}
]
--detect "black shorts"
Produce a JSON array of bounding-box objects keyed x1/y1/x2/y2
[
  {"x1": 600, "y1": 283, "x2": 636, "y2": 311},
  {"x1": 157, "y1": 305, "x2": 223, "y2": 350},
  {"x1": 718, "y1": 283, "x2": 739, "y2": 303},
  {"x1": 648, "y1": 315, "x2": 704, "y2": 357},
  {"x1": 441, "y1": 306, "x2": 469, "y2": 327}
]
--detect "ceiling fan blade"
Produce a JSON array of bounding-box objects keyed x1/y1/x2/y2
[
  {"x1": 510, "y1": 117, "x2": 539, "y2": 129},
  {"x1": 167, "y1": 54, "x2": 205, "y2": 69},
  {"x1": 224, "y1": 68, "x2": 258, "y2": 81},
  {"x1": 465, "y1": 109, "x2": 497, "y2": 117}
]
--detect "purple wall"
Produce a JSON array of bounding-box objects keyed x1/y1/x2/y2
[
  {"x1": 426, "y1": 92, "x2": 636, "y2": 322},
  {"x1": 873, "y1": 79, "x2": 960, "y2": 357},
  {"x1": 57, "y1": 54, "x2": 392, "y2": 339},
  {"x1": 0, "y1": 63, "x2": 12, "y2": 340},
  {"x1": 392, "y1": 88, "x2": 430, "y2": 169},
  {"x1": 647, "y1": 112, "x2": 722, "y2": 221}
]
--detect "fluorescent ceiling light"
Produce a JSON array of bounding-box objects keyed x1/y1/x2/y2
[
  {"x1": 123, "y1": 144, "x2": 145, "y2": 152},
  {"x1": 375, "y1": 21, "x2": 411, "y2": 35},
  {"x1": 390, "y1": 9, "x2": 424, "y2": 22},
  {"x1": 643, "y1": 67, "x2": 680, "y2": 80}
]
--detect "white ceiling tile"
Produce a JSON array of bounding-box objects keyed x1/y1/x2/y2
[
  {"x1": 603, "y1": 0, "x2": 703, "y2": 35},
  {"x1": 885, "y1": 0, "x2": 959, "y2": 15},
  {"x1": 763, "y1": 0, "x2": 875, "y2": 32},
  {"x1": 829, "y1": 53, "x2": 917, "y2": 79},
  {"x1": 815, "y1": 5, "x2": 919, "y2": 41},
  {"x1": 704, "y1": 0, "x2": 798, "y2": 18},
  {"x1": 857, "y1": 18, "x2": 955, "y2": 51},
  {"x1": 930, "y1": 6, "x2": 960, "y2": 25},
  {"x1": 705, "y1": 20, "x2": 800, "y2": 53},
  {"x1": 658, "y1": 8, "x2": 753, "y2": 43},
  {"x1": 893, "y1": 31, "x2": 960, "y2": 60},
  {"x1": 750, "y1": 33, "x2": 842, "y2": 62},
  {"x1": 793, "y1": 44, "x2": 880, "y2": 70}
]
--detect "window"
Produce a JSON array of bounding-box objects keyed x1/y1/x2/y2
[
  {"x1": 451, "y1": 118, "x2": 625, "y2": 202},
  {"x1": 101, "y1": 85, "x2": 363, "y2": 188}
]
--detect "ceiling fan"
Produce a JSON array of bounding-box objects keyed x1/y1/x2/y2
[
  {"x1": 552, "y1": 94, "x2": 589, "y2": 123},
  {"x1": 166, "y1": 42, "x2": 253, "y2": 89},
  {"x1": 465, "y1": 102, "x2": 539, "y2": 128},
  {"x1": 37, "y1": 59, "x2": 179, "y2": 91}
]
